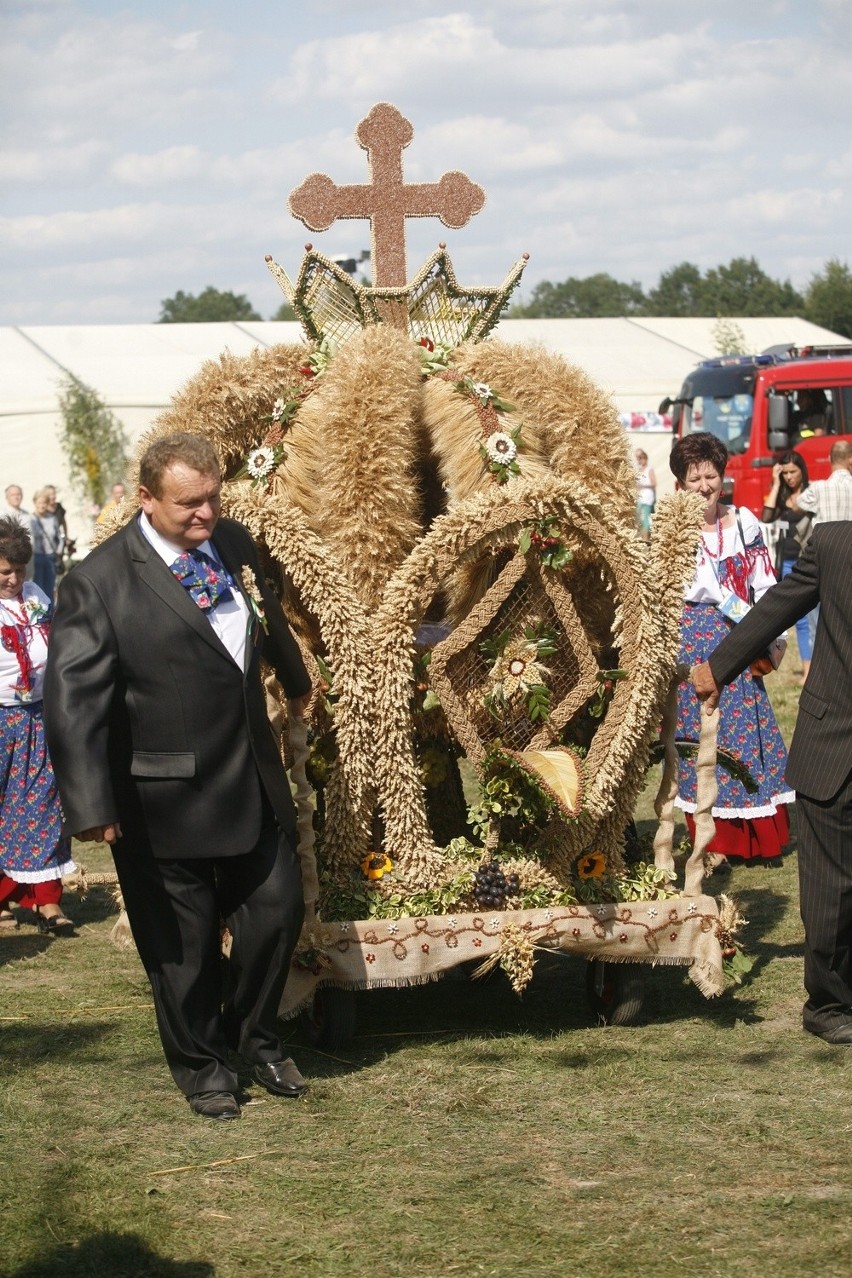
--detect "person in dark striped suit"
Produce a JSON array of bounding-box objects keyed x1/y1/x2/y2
[{"x1": 691, "y1": 522, "x2": 852, "y2": 1045}]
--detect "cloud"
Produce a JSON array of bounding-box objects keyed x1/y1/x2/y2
[
  {"x1": 267, "y1": 12, "x2": 691, "y2": 114},
  {"x1": 0, "y1": 139, "x2": 107, "y2": 184},
  {"x1": 1, "y1": 13, "x2": 229, "y2": 146},
  {"x1": 111, "y1": 147, "x2": 210, "y2": 187}
]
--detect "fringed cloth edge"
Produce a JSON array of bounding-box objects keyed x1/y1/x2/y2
[{"x1": 280, "y1": 895, "x2": 725, "y2": 1016}]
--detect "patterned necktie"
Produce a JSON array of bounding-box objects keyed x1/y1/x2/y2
[{"x1": 169, "y1": 548, "x2": 235, "y2": 611}]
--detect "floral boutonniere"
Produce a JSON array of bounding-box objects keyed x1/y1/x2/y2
[
  {"x1": 240, "y1": 565, "x2": 269, "y2": 634},
  {"x1": 23, "y1": 593, "x2": 51, "y2": 626}
]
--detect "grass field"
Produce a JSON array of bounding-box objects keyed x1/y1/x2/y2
[{"x1": 1, "y1": 644, "x2": 849, "y2": 1278}]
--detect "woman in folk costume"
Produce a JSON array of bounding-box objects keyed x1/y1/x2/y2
[
  {"x1": 670, "y1": 433, "x2": 793, "y2": 865},
  {"x1": 0, "y1": 517, "x2": 75, "y2": 933}
]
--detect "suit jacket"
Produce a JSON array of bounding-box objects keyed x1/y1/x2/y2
[
  {"x1": 708, "y1": 522, "x2": 852, "y2": 802},
  {"x1": 44, "y1": 516, "x2": 311, "y2": 857}
]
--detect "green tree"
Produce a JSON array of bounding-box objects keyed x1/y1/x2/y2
[
  {"x1": 510, "y1": 272, "x2": 647, "y2": 318},
  {"x1": 271, "y1": 301, "x2": 297, "y2": 321},
  {"x1": 647, "y1": 262, "x2": 706, "y2": 315},
  {"x1": 58, "y1": 376, "x2": 129, "y2": 509},
  {"x1": 804, "y1": 258, "x2": 852, "y2": 338},
  {"x1": 157, "y1": 287, "x2": 262, "y2": 323},
  {"x1": 702, "y1": 257, "x2": 802, "y2": 316}
]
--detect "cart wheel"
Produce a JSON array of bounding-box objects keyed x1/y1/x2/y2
[
  {"x1": 303, "y1": 986, "x2": 357, "y2": 1049},
  {"x1": 585, "y1": 960, "x2": 646, "y2": 1026}
]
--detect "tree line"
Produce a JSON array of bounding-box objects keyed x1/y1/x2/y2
[
  {"x1": 156, "y1": 257, "x2": 852, "y2": 338},
  {"x1": 508, "y1": 256, "x2": 852, "y2": 337}
]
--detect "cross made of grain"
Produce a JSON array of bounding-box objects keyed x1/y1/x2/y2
[{"x1": 288, "y1": 102, "x2": 486, "y2": 289}]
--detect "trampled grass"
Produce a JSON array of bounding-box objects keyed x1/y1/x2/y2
[{"x1": 1, "y1": 643, "x2": 849, "y2": 1278}]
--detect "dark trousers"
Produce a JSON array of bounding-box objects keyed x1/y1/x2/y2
[
  {"x1": 797, "y1": 768, "x2": 852, "y2": 1027},
  {"x1": 112, "y1": 822, "x2": 304, "y2": 1096}
]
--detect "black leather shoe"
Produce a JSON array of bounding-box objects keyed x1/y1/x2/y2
[
  {"x1": 252, "y1": 1058, "x2": 308, "y2": 1097},
  {"x1": 804, "y1": 1020, "x2": 852, "y2": 1045},
  {"x1": 188, "y1": 1090, "x2": 241, "y2": 1119}
]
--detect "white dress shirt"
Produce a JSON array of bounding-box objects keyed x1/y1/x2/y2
[{"x1": 138, "y1": 513, "x2": 249, "y2": 670}]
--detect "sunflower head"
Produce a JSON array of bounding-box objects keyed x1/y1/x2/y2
[
  {"x1": 360, "y1": 851, "x2": 394, "y2": 881},
  {"x1": 576, "y1": 851, "x2": 606, "y2": 880}
]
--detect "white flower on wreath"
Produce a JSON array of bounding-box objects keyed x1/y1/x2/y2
[
  {"x1": 484, "y1": 431, "x2": 517, "y2": 465},
  {"x1": 489, "y1": 637, "x2": 550, "y2": 700},
  {"x1": 472, "y1": 381, "x2": 494, "y2": 402},
  {"x1": 245, "y1": 446, "x2": 278, "y2": 479},
  {"x1": 270, "y1": 397, "x2": 286, "y2": 421}
]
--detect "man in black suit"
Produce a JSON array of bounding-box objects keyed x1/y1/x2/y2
[
  {"x1": 45, "y1": 433, "x2": 313, "y2": 1117},
  {"x1": 691, "y1": 523, "x2": 852, "y2": 1045}
]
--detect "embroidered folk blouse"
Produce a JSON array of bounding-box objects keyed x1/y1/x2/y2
[
  {"x1": 684, "y1": 506, "x2": 776, "y2": 607},
  {"x1": 0, "y1": 582, "x2": 52, "y2": 705}
]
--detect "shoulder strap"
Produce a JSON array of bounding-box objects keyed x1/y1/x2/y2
[{"x1": 733, "y1": 508, "x2": 756, "y2": 603}]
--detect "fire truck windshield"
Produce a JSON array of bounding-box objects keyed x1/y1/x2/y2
[{"x1": 679, "y1": 366, "x2": 755, "y2": 454}]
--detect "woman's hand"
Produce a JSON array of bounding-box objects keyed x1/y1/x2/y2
[{"x1": 76, "y1": 823, "x2": 123, "y2": 844}]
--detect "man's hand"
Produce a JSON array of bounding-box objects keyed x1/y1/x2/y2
[
  {"x1": 76, "y1": 823, "x2": 123, "y2": 844},
  {"x1": 288, "y1": 692, "x2": 312, "y2": 721},
  {"x1": 691, "y1": 662, "x2": 721, "y2": 712}
]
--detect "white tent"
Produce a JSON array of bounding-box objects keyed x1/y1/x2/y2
[{"x1": 1, "y1": 315, "x2": 845, "y2": 545}]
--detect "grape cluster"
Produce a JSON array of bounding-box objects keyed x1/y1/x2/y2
[{"x1": 473, "y1": 861, "x2": 521, "y2": 909}]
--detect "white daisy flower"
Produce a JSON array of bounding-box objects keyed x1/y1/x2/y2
[
  {"x1": 484, "y1": 431, "x2": 517, "y2": 464},
  {"x1": 245, "y1": 446, "x2": 277, "y2": 479},
  {"x1": 472, "y1": 381, "x2": 494, "y2": 401},
  {"x1": 270, "y1": 397, "x2": 286, "y2": 421}
]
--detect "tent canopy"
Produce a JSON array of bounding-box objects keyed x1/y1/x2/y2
[{"x1": 1, "y1": 315, "x2": 845, "y2": 539}]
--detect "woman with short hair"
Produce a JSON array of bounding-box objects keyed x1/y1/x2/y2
[
  {"x1": 0, "y1": 517, "x2": 75, "y2": 933},
  {"x1": 669, "y1": 433, "x2": 793, "y2": 865}
]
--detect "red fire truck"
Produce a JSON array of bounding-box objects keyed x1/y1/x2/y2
[{"x1": 660, "y1": 345, "x2": 852, "y2": 516}]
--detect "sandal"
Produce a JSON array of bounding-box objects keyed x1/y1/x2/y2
[
  {"x1": 36, "y1": 912, "x2": 75, "y2": 936},
  {"x1": 0, "y1": 909, "x2": 18, "y2": 930}
]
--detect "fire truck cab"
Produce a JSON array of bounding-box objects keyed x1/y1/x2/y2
[{"x1": 661, "y1": 345, "x2": 852, "y2": 516}]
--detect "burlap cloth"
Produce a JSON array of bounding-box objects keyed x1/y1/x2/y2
[{"x1": 280, "y1": 893, "x2": 724, "y2": 1017}]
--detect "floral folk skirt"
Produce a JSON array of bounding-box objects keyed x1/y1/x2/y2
[
  {"x1": 0, "y1": 703, "x2": 75, "y2": 884},
  {"x1": 676, "y1": 603, "x2": 794, "y2": 861}
]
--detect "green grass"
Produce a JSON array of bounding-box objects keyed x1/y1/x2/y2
[{"x1": 1, "y1": 641, "x2": 849, "y2": 1278}]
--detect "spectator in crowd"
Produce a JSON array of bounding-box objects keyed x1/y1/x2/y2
[
  {"x1": 29, "y1": 488, "x2": 64, "y2": 599},
  {"x1": 795, "y1": 439, "x2": 852, "y2": 524},
  {"x1": 44, "y1": 485, "x2": 69, "y2": 541},
  {"x1": 3, "y1": 485, "x2": 29, "y2": 526},
  {"x1": 0, "y1": 517, "x2": 76, "y2": 935},
  {"x1": 794, "y1": 438, "x2": 852, "y2": 653},
  {"x1": 761, "y1": 450, "x2": 816, "y2": 682},
  {"x1": 634, "y1": 448, "x2": 656, "y2": 540},
  {"x1": 96, "y1": 481, "x2": 126, "y2": 525}
]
